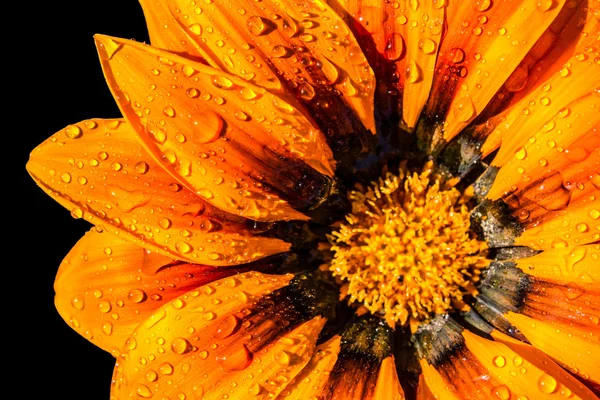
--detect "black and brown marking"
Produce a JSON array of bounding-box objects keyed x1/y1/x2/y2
[
  {"x1": 413, "y1": 315, "x2": 503, "y2": 400},
  {"x1": 477, "y1": 261, "x2": 600, "y2": 335},
  {"x1": 470, "y1": 199, "x2": 523, "y2": 248},
  {"x1": 206, "y1": 271, "x2": 339, "y2": 368},
  {"x1": 319, "y1": 316, "x2": 393, "y2": 400}
]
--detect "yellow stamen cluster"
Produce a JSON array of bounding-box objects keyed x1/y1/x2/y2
[{"x1": 329, "y1": 163, "x2": 489, "y2": 328}]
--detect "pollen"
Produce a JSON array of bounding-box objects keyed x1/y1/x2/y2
[{"x1": 329, "y1": 162, "x2": 489, "y2": 328}]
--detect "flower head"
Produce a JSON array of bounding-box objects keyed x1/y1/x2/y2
[{"x1": 28, "y1": 0, "x2": 599, "y2": 399}]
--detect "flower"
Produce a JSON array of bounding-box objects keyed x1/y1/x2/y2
[{"x1": 27, "y1": 0, "x2": 600, "y2": 399}]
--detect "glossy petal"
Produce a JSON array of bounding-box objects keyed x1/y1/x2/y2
[
  {"x1": 419, "y1": 323, "x2": 597, "y2": 399},
  {"x1": 138, "y1": 0, "x2": 207, "y2": 61},
  {"x1": 139, "y1": 0, "x2": 376, "y2": 135},
  {"x1": 514, "y1": 243, "x2": 600, "y2": 284},
  {"x1": 480, "y1": 4, "x2": 600, "y2": 161},
  {"x1": 27, "y1": 118, "x2": 289, "y2": 265},
  {"x1": 278, "y1": 335, "x2": 342, "y2": 400},
  {"x1": 422, "y1": 0, "x2": 567, "y2": 149},
  {"x1": 466, "y1": 329, "x2": 597, "y2": 399},
  {"x1": 111, "y1": 271, "x2": 327, "y2": 399},
  {"x1": 506, "y1": 309, "x2": 600, "y2": 384},
  {"x1": 416, "y1": 374, "x2": 436, "y2": 400},
  {"x1": 332, "y1": 0, "x2": 444, "y2": 129},
  {"x1": 484, "y1": 91, "x2": 600, "y2": 249},
  {"x1": 372, "y1": 356, "x2": 405, "y2": 400},
  {"x1": 486, "y1": 93, "x2": 599, "y2": 201},
  {"x1": 55, "y1": 229, "x2": 276, "y2": 355},
  {"x1": 96, "y1": 35, "x2": 334, "y2": 221}
]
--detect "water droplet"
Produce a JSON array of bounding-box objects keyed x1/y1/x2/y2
[
  {"x1": 405, "y1": 60, "x2": 422, "y2": 83},
  {"x1": 538, "y1": 374, "x2": 558, "y2": 394},
  {"x1": 128, "y1": 289, "x2": 147, "y2": 303},
  {"x1": 60, "y1": 172, "x2": 72, "y2": 183},
  {"x1": 418, "y1": 38, "x2": 437, "y2": 54},
  {"x1": 385, "y1": 33, "x2": 405, "y2": 61},
  {"x1": 159, "y1": 362, "x2": 174, "y2": 375},
  {"x1": 513, "y1": 356, "x2": 524, "y2": 366},
  {"x1": 492, "y1": 385, "x2": 511, "y2": 400},
  {"x1": 536, "y1": 0, "x2": 555, "y2": 12},
  {"x1": 219, "y1": 344, "x2": 253, "y2": 371},
  {"x1": 215, "y1": 315, "x2": 241, "y2": 339},
  {"x1": 191, "y1": 111, "x2": 223, "y2": 144},
  {"x1": 136, "y1": 384, "x2": 153, "y2": 398},
  {"x1": 65, "y1": 125, "x2": 83, "y2": 139},
  {"x1": 298, "y1": 83, "x2": 316, "y2": 101},
  {"x1": 212, "y1": 75, "x2": 234, "y2": 89},
  {"x1": 275, "y1": 350, "x2": 291, "y2": 366},
  {"x1": 474, "y1": 0, "x2": 491, "y2": 12},
  {"x1": 271, "y1": 45, "x2": 290, "y2": 58},
  {"x1": 125, "y1": 336, "x2": 137, "y2": 351},
  {"x1": 515, "y1": 147, "x2": 527, "y2": 160},
  {"x1": 172, "y1": 298, "x2": 186, "y2": 309},
  {"x1": 247, "y1": 16, "x2": 267, "y2": 36},
  {"x1": 186, "y1": 88, "x2": 200, "y2": 98},
  {"x1": 102, "y1": 322, "x2": 113, "y2": 335},
  {"x1": 71, "y1": 295, "x2": 85, "y2": 310},
  {"x1": 98, "y1": 300, "x2": 112, "y2": 314},
  {"x1": 189, "y1": 23, "x2": 202, "y2": 35},
  {"x1": 560, "y1": 283, "x2": 585, "y2": 300},
  {"x1": 132, "y1": 162, "x2": 150, "y2": 176},
  {"x1": 175, "y1": 241, "x2": 192, "y2": 254},
  {"x1": 453, "y1": 96, "x2": 476, "y2": 122},
  {"x1": 145, "y1": 370, "x2": 158, "y2": 382},
  {"x1": 493, "y1": 356, "x2": 506, "y2": 368},
  {"x1": 171, "y1": 337, "x2": 193, "y2": 355},
  {"x1": 300, "y1": 33, "x2": 316, "y2": 42},
  {"x1": 282, "y1": 18, "x2": 299, "y2": 38},
  {"x1": 248, "y1": 383, "x2": 262, "y2": 396},
  {"x1": 163, "y1": 106, "x2": 176, "y2": 117},
  {"x1": 203, "y1": 311, "x2": 217, "y2": 321}
]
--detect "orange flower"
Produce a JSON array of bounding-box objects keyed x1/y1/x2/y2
[{"x1": 28, "y1": 1, "x2": 599, "y2": 399}]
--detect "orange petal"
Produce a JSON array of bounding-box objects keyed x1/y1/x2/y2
[
  {"x1": 27, "y1": 118, "x2": 289, "y2": 265},
  {"x1": 419, "y1": 360, "x2": 462, "y2": 400},
  {"x1": 55, "y1": 229, "x2": 278, "y2": 355},
  {"x1": 513, "y1": 172, "x2": 600, "y2": 250},
  {"x1": 505, "y1": 312, "x2": 600, "y2": 384},
  {"x1": 145, "y1": 0, "x2": 376, "y2": 135},
  {"x1": 486, "y1": 92, "x2": 600, "y2": 200},
  {"x1": 278, "y1": 335, "x2": 342, "y2": 400},
  {"x1": 416, "y1": 374, "x2": 436, "y2": 400},
  {"x1": 464, "y1": 329, "x2": 597, "y2": 399},
  {"x1": 95, "y1": 35, "x2": 334, "y2": 221},
  {"x1": 372, "y1": 356, "x2": 405, "y2": 400},
  {"x1": 423, "y1": 0, "x2": 568, "y2": 149},
  {"x1": 331, "y1": 0, "x2": 444, "y2": 129},
  {"x1": 138, "y1": 0, "x2": 206, "y2": 61},
  {"x1": 514, "y1": 243, "x2": 600, "y2": 284},
  {"x1": 483, "y1": 92, "x2": 600, "y2": 249},
  {"x1": 479, "y1": 4, "x2": 599, "y2": 160},
  {"x1": 417, "y1": 317, "x2": 597, "y2": 399},
  {"x1": 111, "y1": 271, "x2": 328, "y2": 399}
]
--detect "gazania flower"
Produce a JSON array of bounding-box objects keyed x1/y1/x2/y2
[{"x1": 28, "y1": 0, "x2": 599, "y2": 399}]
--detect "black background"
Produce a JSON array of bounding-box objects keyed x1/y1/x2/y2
[{"x1": 20, "y1": 2, "x2": 150, "y2": 398}]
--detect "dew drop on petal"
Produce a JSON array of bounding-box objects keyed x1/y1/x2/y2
[
  {"x1": 538, "y1": 374, "x2": 558, "y2": 394},
  {"x1": 171, "y1": 337, "x2": 193, "y2": 355}
]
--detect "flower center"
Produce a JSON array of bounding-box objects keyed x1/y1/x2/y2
[{"x1": 329, "y1": 162, "x2": 489, "y2": 328}]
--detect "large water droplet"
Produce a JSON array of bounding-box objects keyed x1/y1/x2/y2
[
  {"x1": 171, "y1": 337, "x2": 194, "y2": 355},
  {"x1": 219, "y1": 344, "x2": 253, "y2": 371},
  {"x1": 247, "y1": 16, "x2": 267, "y2": 36},
  {"x1": 191, "y1": 111, "x2": 224, "y2": 144},
  {"x1": 384, "y1": 33, "x2": 405, "y2": 61},
  {"x1": 538, "y1": 374, "x2": 558, "y2": 394}
]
